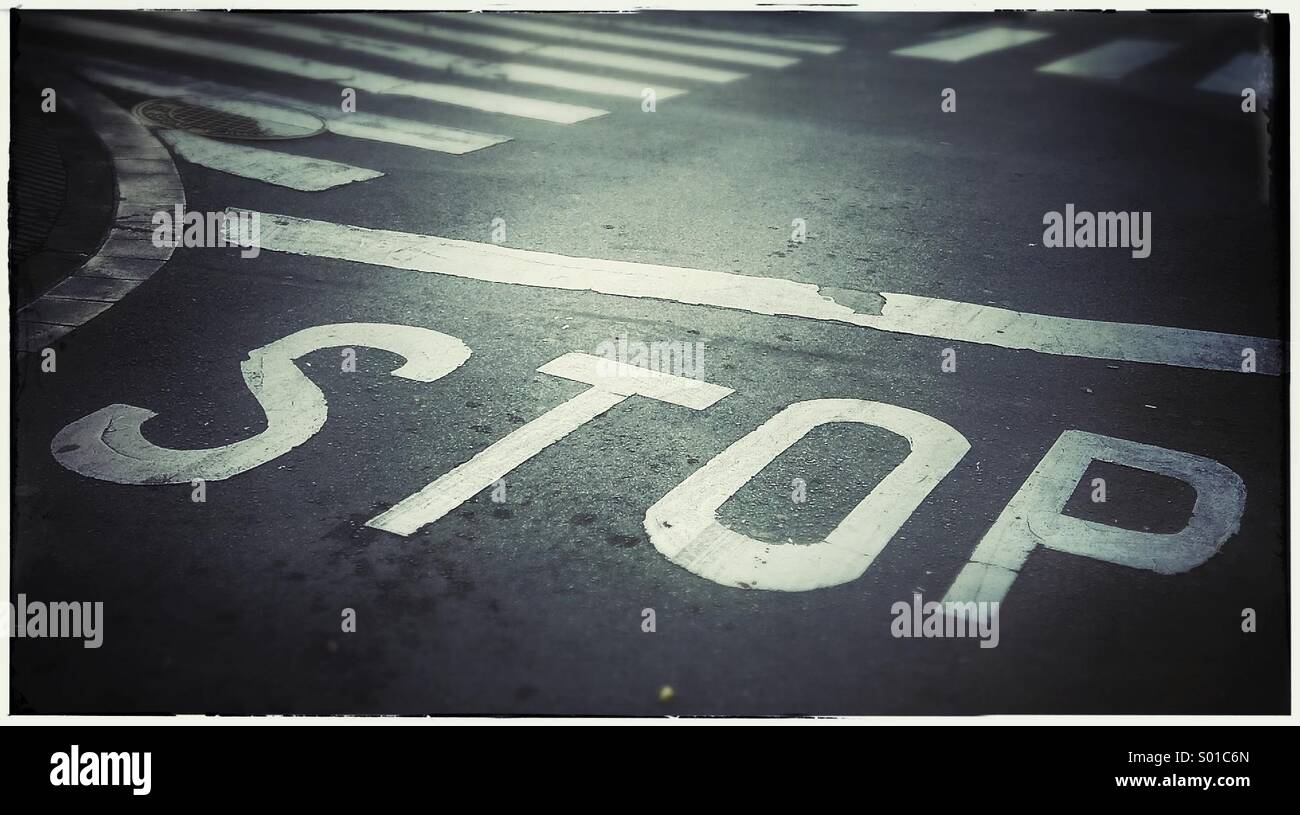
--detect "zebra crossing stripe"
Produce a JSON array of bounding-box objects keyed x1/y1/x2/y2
[
  {"x1": 73, "y1": 59, "x2": 510, "y2": 155},
  {"x1": 1197, "y1": 51, "x2": 1273, "y2": 96},
  {"x1": 1037, "y1": 39, "x2": 1177, "y2": 80},
  {"x1": 168, "y1": 12, "x2": 686, "y2": 100},
  {"x1": 344, "y1": 13, "x2": 748, "y2": 83},
  {"x1": 378, "y1": 80, "x2": 607, "y2": 123},
  {"x1": 617, "y1": 21, "x2": 843, "y2": 54},
  {"x1": 344, "y1": 13, "x2": 538, "y2": 53},
  {"x1": 31, "y1": 16, "x2": 608, "y2": 124},
  {"x1": 519, "y1": 45, "x2": 746, "y2": 83},
  {"x1": 489, "y1": 63, "x2": 688, "y2": 100},
  {"x1": 893, "y1": 27, "x2": 1051, "y2": 62},
  {"x1": 439, "y1": 13, "x2": 801, "y2": 68},
  {"x1": 222, "y1": 209, "x2": 1282, "y2": 376}
]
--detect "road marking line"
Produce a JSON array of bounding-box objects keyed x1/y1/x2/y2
[
  {"x1": 646, "y1": 399, "x2": 968, "y2": 591},
  {"x1": 368, "y1": 80, "x2": 607, "y2": 123},
  {"x1": 617, "y1": 21, "x2": 843, "y2": 54},
  {"x1": 442, "y1": 13, "x2": 801, "y2": 68},
  {"x1": 490, "y1": 63, "x2": 687, "y2": 99},
  {"x1": 224, "y1": 210, "x2": 1283, "y2": 376},
  {"x1": 52, "y1": 324, "x2": 471, "y2": 484},
  {"x1": 521, "y1": 45, "x2": 746, "y2": 83},
  {"x1": 176, "y1": 13, "x2": 686, "y2": 100},
  {"x1": 369, "y1": 351, "x2": 732, "y2": 536},
  {"x1": 893, "y1": 27, "x2": 1051, "y2": 62},
  {"x1": 344, "y1": 14, "x2": 747, "y2": 83},
  {"x1": 32, "y1": 16, "x2": 607, "y2": 124},
  {"x1": 73, "y1": 58, "x2": 510, "y2": 155},
  {"x1": 1037, "y1": 38, "x2": 1177, "y2": 80},
  {"x1": 321, "y1": 116, "x2": 504, "y2": 154},
  {"x1": 159, "y1": 130, "x2": 383, "y2": 191},
  {"x1": 369, "y1": 388, "x2": 627, "y2": 536},
  {"x1": 346, "y1": 13, "x2": 538, "y2": 53},
  {"x1": 1197, "y1": 51, "x2": 1273, "y2": 96},
  {"x1": 943, "y1": 430, "x2": 1246, "y2": 605}
]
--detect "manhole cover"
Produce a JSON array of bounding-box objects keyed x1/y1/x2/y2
[{"x1": 132, "y1": 97, "x2": 326, "y2": 140}]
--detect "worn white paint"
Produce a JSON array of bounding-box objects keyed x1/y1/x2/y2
[
  {"x1": 175, "y1": 13, "x2": 685, "y2": 100},
  {"x1": 159, "y1": 130, "x2": 382, "y2": 191},
  {"x1": 645, "y1": 399, "x2": 969, "y2": 591},
  {"x1": 52, "y1": 324, "x2": 471, "y2": 484},
  {"x1": 893, "y1": 27, "x2": 1051, "y2": 62},
  {"x1": 343, "y1": 13, "x2": 538, "y2": 53},
  {"x1": 343, "y1": 78, "x2": 605, "y2": 124},
  {"x1": 34, "y1": 16, "x2": 377, "y2": 85},
  {"x1": 75, "y1": 60, "x2": 510, "y2": 155},
  {"x1": 1037, "y1": 39, "x2": 1176, "y2": 80},
  {"x1": 538, "y1": 352, "x2": 733, "y2": 410},
  {"x1": 943, "y1": 430, "x2": 1247, "y2": 605},
  {"x1": 521, "y1": 46, "x2": 746, "y2": 83},
  {"x1": 344, "y1": 14, "x2": 745, "y2": 82},
  {"x1": 490, "y1": 63, "x2": 687, "y2": 100},
  {"x1": 368, "y1": 387, "x2": 625, "y2": 536},
  {"x1": 618, "y1": 21, "x2": 843, "y2": 54},
  {"x1": 225, "y1": 210, "x2": 1284, "y2": 376},
  {"x1": 33, "y1": 16, "x2": 607, "y2": 124},
  {"x1": 367, "y1": 352, "x2": 733, "y2": 536},
  {"x1": 322, "y1": 116, "x2": 507, "y2": 155},
  {"x1": 1197, "y1": 51, "x2": 1272, "y2": 96},
  {"x1": 444, "y1": 13, "x2": 800, "y2": 68}
]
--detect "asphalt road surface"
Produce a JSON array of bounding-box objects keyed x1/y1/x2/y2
[{"x1": 10, "y1": 10, "x2": 1289, "y2": 715}]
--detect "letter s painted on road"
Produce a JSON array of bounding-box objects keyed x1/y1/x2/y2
[{"x1": 51, "y1": 323, "x2": 470, "y2": 484}]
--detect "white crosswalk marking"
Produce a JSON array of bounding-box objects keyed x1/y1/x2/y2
[
  {"x1": 159, "y1": 131, "x2": 382, "y2": 191},
  {"x1": 488, "y1": 63, "x2": 686, "y2": 99},
  {"x1": 32, "y1": 16, "x2": 608, "y2": 124},
  {"x1": 893, "y1": 26, "x2": 1051, "y2": 62},
  {"x1": 224, "y1": 209, "x2": 1283, "y2": 376},
  {"x1": 368, "y1": 80, "x2": 606, "y2": 123},
  {"x1": 520, "y1": 45, "x2": 746, "y2": 83},
  {"x1": 345, "y1": 14, "x2": 748, "y2": 83},
  {"x1": 169, "y1": 12, "x2": 685, "y2": 100},
  {"x1": 346, "y1": 13, "x2": 538, "y2": 53},
  {"x1": 617, "y1": 21, "x2": 843, "y2": 54},
  {"x1": 1037, "y1": 38, "x2": 1176, "y2": 79},
  {"x1": 320, "y1": 116, "x2": 505, "y2": 155},
  {"x1": 441, "y1": 13, "x2": 801, "y2": 68},
  {"x1": 74, "y1": 59, "x2": 510, "y2": 155},
  {"x1": 1197, "y1": 51, "x2": 1272, "y2": 96}
]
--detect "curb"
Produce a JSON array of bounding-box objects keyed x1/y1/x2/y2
[{"x1": 16, "y1": 80, "x2": 184, "y2": 353}]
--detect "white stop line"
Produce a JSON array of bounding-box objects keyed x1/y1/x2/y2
[{"x1": 223, "y1": 210, "x2": 1282, "y2": 376}]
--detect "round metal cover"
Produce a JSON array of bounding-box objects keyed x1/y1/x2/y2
[{"x1": 132, "y1": 97, "x2": 326, "y2": 140}]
